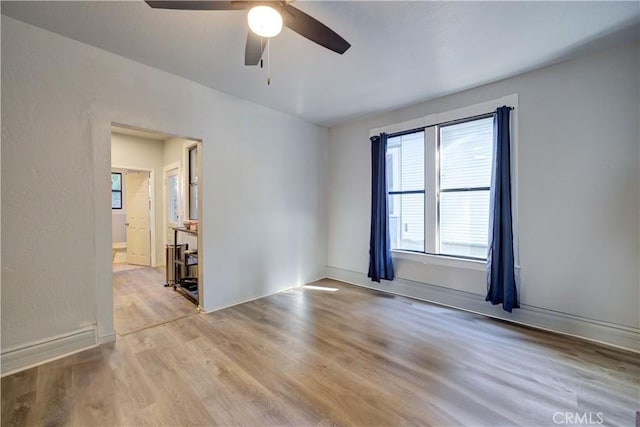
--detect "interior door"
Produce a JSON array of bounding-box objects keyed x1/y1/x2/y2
[
  {"x1": 125, "y1": 171, "x2": 151, "y2": 266},
  {"x1": 165, "y1": 167, "x2": 180, "y2": 244}
]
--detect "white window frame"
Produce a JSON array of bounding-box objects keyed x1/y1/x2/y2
[{"x1": 371, "y1": 94, "x2": 519, "y2": 271}]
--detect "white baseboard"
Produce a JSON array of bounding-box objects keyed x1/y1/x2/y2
[
  {"x1": 325, "y1": 267, "x2": 640, "y2": 353},
  {"x1": 98, "y1": 331, "x2": 116, "y2": 345},
  {"x1": 1, "y1": 326, "x2": 98, "y2": 377}
]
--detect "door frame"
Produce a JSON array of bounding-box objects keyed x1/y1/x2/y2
[
  {"x1": 98, "y1": 121, "x2": 205, "y2": 344},
  {"x1": 182, "y1": 140, "x2": 200, "y2": 222},
  {"x1": 112, "y1": 164, "x2": 156, "y2": 267},
  {"x1": 163, "y1": 162, "x2": 182, "y2": 249},
  {"x1": 182, "y1": 140, "x2": 203, "y2": 304}
]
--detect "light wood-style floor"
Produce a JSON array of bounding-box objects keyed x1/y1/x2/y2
[
  {"x1": 2, "y1": 278, "x2": 638, "y2": 426},
  {"x1": 112, "y1": 265, "x2": 197, "y2": 335}
]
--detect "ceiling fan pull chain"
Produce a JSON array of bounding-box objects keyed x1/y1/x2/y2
[
  {"x1": 267, "y1": 37, "x2": 271, "y2": 86},
  {"x1": 260, "y1": 37, "x2": 264, "y2": 69}
]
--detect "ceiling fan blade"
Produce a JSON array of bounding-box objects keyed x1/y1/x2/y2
[
  {"x1": 282, "y1": 4, "x2": 350, "y2": 55},
  {"x1": 245, "y1": 31, "x2": 265, "y2": 66},
  {"x1": 145, "y1": 1, "x2": 248, "y2": 11}
]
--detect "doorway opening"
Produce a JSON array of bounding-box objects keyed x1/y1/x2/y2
[
  {"x1": 110, "y1": 124, "x2": 202, "y2": 336},
  {"x1": 111, "y1": 168, "x2": 152, "y2": 268}
]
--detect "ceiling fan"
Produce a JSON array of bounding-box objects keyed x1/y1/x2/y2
[{"x1": 145, "y1": 1, "x2": 351, "y2": 66}]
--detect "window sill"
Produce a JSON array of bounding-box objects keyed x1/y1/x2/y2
[{"x1": 391, "y1": 250, "x2": 487, "y2": 271}]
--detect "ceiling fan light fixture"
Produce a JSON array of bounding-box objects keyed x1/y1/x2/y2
[{"x1": 247, "y1": 5, "x2": 283, "y2": 38}]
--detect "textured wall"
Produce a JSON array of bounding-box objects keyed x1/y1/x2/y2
[{"x1": 1, "y1": 17, "x2": 328, "y2": 350}]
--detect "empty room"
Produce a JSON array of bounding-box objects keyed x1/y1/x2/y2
[{"x1": 1, "y1": 1, "x2": 639, "y2": 426}]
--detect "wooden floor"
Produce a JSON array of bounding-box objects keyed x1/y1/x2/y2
[
  {"x1": 2, "y1": 279, "x2": 638, "y2": 426},
  {"x1": 112, "y1": 265, "x2": 197, "y2": 335}
]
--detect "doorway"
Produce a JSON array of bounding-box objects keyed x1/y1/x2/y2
[
  {"x1": 111, "y1": 167, "x2": 154, "y2": 268},
  {"x1": 125, "y1": 170, "x2": 152, "y2": 266},
  {"x1": 163, "y1": 162, "x2": 181, "y2": 246},
  {"x1": 110, "y1": 124, "x2": 203, "y2": 336}
]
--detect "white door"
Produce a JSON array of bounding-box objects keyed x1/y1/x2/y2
[
  {"x1": 164, "y1": 167, "x2": 181, "y2": 244},
  {"x1": 125, "y1": 171, "x2": 151, "y2": 266}
]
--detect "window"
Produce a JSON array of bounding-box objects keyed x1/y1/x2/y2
[
  {"x1": 111, "y1": 172, "x2": 122, "y2": 209},
  {"x1": 387, "y1": 131, "x2": 425, "y2": 252},
  {"x1": 439, "y1": 117, "x2": 493, "y2": 258},
  {"x1": 188, "y1": 146, "x2": 198, "y2": 220},
  {"x1": 167, "y1": 173, "x2": 179, "y2": 224},
  {"x1": 386, "y1": 115, "x2": 494, "y2": 259}
]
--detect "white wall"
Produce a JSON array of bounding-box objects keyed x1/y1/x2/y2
[
  {"x1": 163, "y1": 137, "x2": 185, "y2": 168},
  {"x1": 111, "y1": 133, "x2": 165, "y2": 265},
  {"x1": 327, "y1": 42, "x2": 639, "y2": 347},
  {"x1": 1, "y1": 17, "x2": 328, "y2": 354}
]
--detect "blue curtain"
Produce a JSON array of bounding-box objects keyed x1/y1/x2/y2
[
  {"x1": 486, "y1": 106, "x2": 519, "y2": 312},
  {"x1": 368, "y1": 133, "x2": 394, "y2": 282}
]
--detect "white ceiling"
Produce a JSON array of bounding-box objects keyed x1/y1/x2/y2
[{"x1": 2, "y1": 1, "x2": 639, "y2": 127}]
